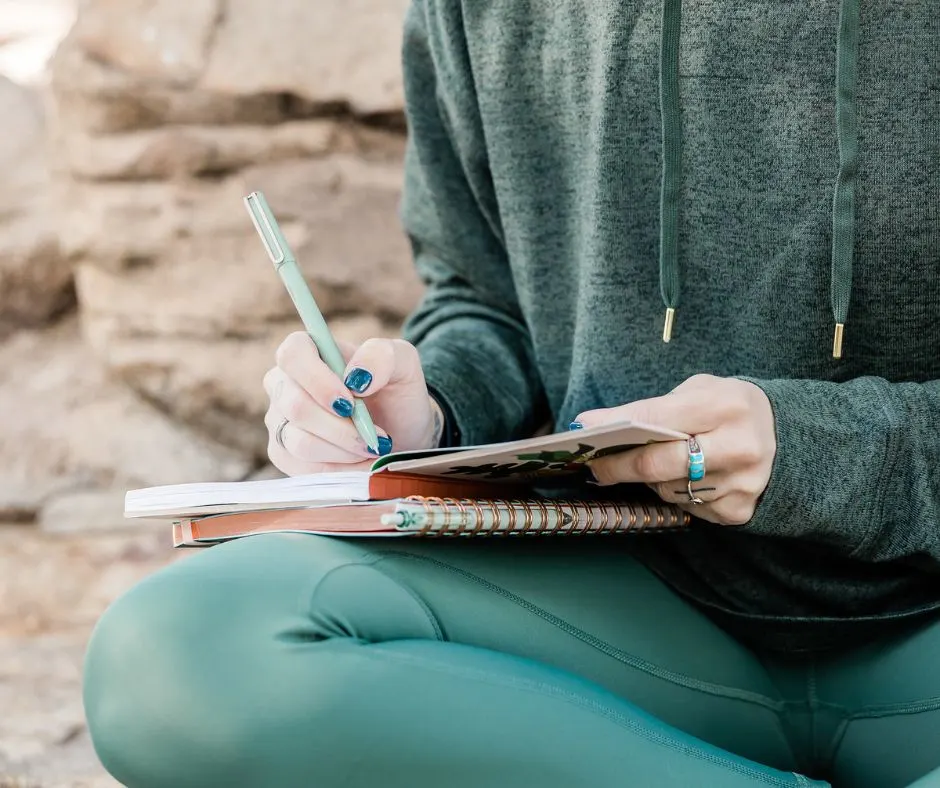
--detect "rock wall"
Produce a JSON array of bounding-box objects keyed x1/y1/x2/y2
[{"x1": 1, "y1": 0, "x2": 423, "y2": 528}]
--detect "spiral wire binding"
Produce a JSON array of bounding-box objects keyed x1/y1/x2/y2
[{"x1": 401, "y1": 496, "x2": 690, "y2": 538}]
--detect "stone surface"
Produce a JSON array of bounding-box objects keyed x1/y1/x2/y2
[
  {"x1": 49, "y1": 31, "x2": 296, "y2": 134},
  {"x1": 40, "y1": 0, "x2": 419, "y2": 475},
  {"x1": 39, "y1": 490, "x2": 169, "y2": 534},
  {"x1": 65, "y1": 156, "x2": 417, "y2": 453},
  {"x1": 0, "y1": 320, "x2": 253, "y2": 522},
  {"x1": 0, "y1": 76, "x2": 72, "y2": 335},
  {"x1": 245, "y1": 155, "x2": 421, "y2": 320},
  {"x1": 201, "y1": 0, "x2": 410, "y2": 115},
  {"x1": 58, "y1": 119, "x2": 337, "y2": 180},
  {"x1": 0, "y1": 523, "x2": 176, "y2": 785},
  {"x1": 72, "y1": 0, "x2": 222, "y2": 86}
]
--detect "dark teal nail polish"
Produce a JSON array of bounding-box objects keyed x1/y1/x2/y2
[
  {"x1": 331, "y1": 398, "x2": 353, "y2": 418},
  {"x1": 569, "y1": 421, "x2": 584, "y2": 430},
  {"x1": 368, "y1": 436, "x2": 394, "y2": 456},
  {"x1": 344, "y1": 367, "x2": 373, "y2": 394}
]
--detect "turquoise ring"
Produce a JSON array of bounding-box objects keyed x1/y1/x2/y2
[{"x1": 688, "y1": 437, "x2": 705, "y2": 482}]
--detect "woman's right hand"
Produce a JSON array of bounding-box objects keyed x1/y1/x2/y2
[{"x1": 263, "y1": 331, "x2": 444, "y2": 476}]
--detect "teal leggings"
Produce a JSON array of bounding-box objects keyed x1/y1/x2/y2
[{"x1": 83, "y1": 534, "x2": 940, "y2": 787}]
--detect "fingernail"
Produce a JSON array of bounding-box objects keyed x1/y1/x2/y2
[
  {"x1": 331, "y1": 397, "x2": 354, "y2": 418},
  {"x1": 569, "y1": 421, "x2": 584, "y2": 430},
  {"x1": 368, "y1": 435, "x2": 394, "y2": 456},
  {"x1": 344, "y1": 367, "x2": 373, "y2": 394}
]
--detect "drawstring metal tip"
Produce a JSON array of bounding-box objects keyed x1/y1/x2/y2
[
  {"x1": 663, "y1": 308, "x2": 676, "y2": 343},
  {"x1": 832, "y1": 323, "x2": 845, "y2": 359}
]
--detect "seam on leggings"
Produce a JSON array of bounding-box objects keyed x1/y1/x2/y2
[
  {"x1": 304, "y1": 560, "x2": 445, "y2": 643},
  {"x1": 819, "y1": 717, "x2": 850, "y2": 776},
  {"x1": 358, "y1": 645, "x2": 810, "y2": 787},
  {"x1": 792, "y1": 774, "x2": 817, "y2": 787},
  {"x1": 844, "y1": 695, "x2": 940, "y2": 719},
  {"x1": 373, "y1": 551, "x2": 788, "y2": 715},
  {"x1": 807, "y1": 659, "x2": 819, "y2": 767}
]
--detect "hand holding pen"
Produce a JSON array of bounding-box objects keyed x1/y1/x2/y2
[{"x1": 246, "y1": 191, "x2": 446, "y2": 475}]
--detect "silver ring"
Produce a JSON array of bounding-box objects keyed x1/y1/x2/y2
[{"x1": 275, "y1": 417, "x2": 290, "y2": 450}]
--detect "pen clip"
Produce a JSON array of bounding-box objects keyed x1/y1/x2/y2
[{"x1": 244, "y1": 191, "x2": 286, "y2": 266}]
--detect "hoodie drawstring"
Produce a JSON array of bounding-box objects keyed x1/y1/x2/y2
[
  {"x1": 831, "y1": 0, "x2": 860, "y2": 359},
  {"x1": 657, "y1": 0, "x2": 859, "y2": 359},
  {"x1": 658, "y1": 0, "x2": 683, "y2": 343}
]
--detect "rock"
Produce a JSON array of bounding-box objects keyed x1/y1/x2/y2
[
  {"x1": 201, "y1": 0, "x2": 409, "y2": 115},
  {"x1": 66, "y1": 156, "x2": 418, "y2": 448},
  {"x1": 78, "y1": 297, "x2": 398, "y2": 459},
  {"x1": 0, "y1": 320, "x2": 252, "y2": 522},
  {"x1": 89, "y1": 330, "x2": 283, "y2": 457},
  {"x1": 0, "y1": 523, "x2": 173, "y2": 785},
  {"x1": 57, "y1": 120, "x2": 337, "y2": 180},
  {"x1": 244, "y1": 156, "x2": 423, "y2": 321},
  {"x1": 0, "y1": 76, "x2": 72, "y2": 334},
  {"x1": 49, "y1": 31, "x2": 297, "y2": 133},
  {"x1": 71, "y1": 0, "x2": 222, "y2": 87},
  {"x1": 39, "y1": 490, "x2": 168, "y2": 535},
  {"x1": 74, "y1": 247, "x2": 292, "y2": 339}
]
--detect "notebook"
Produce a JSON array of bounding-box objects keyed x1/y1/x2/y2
[
  {"x1": 171, "y1": 496, "x2": 690, "y2": 547},
  {"x1": 125, "y1": 419, "x2": 692, "y2": 546}
]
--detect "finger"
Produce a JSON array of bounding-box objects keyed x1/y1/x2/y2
[
  {"x1": 648, "y1": 477, "x2": 725, "y2": 506},
  {"x1": 342, "y1": 338, "x2": 423, "y2": 398},
  {"x1": 274, "y1": 332, "x2": 358, "y2": 420},
  {"x1": 589, "y1": 434, "x2": 717, "y2": 485},
  {"x1": 265, "y1": 426, "x2": 371, "y2": 478},
  {"x1": 264, "y1": 367, "x2": 377, "y2": 457},
  {"x1": 264, "y1": 406, "x2": 369, "y2": 465},
  {"x1": 575, "y1": 375, "x2": 737, "y2": 436},
  {"x1": 674, "y1": 492, "x2": 757, "y2": 528}
]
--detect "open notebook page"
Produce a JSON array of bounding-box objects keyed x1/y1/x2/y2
[{"x1": 124, "y1": 471, "x2": 372, "y2": 518}]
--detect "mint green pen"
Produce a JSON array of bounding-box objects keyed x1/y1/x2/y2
[{"x1": 244, "y1": 191, "x2": 380, "y2": 454}]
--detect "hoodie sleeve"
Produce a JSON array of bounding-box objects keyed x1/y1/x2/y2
[
  {"x1": 743, "y1": 376, "x2": 940, "y2": 568},
  {"x1": 397, "y1": 0, "x2": 548, "y2": 447}
]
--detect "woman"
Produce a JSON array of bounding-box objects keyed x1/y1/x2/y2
[{"x1": 82, "y1": 0, "x2": 940, "y2": 785}]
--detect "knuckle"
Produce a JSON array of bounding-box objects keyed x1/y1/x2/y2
[
  {"x1": 292, "y1": 429, "x2": 320, "y2": 462},
  {"x1": 262, "y1": 366, "x2": 279, "y2": 395},
  {"x1": 654, "y1": 481, "x2": 675, "y2": 501},
  {"x1": 392, "y1": 337, "x2": 420, "y2": 365},
  {"x1": 275, "y1": 331, "x2": 310, "y2": 369},
  {"x1": 280, "y1": 391, "x2": 309, "y2": 426},
  {"x1": 687, "y1": 373, "x2": 716, "y2": 388},
  {"x1": 740, "y1": 473, "x2": 769, "y2": 498},
  {"x1": 732, "y1": 437, "x2": 763, "y2": 467},
  {"x1": 358, "y1": 336, "x2": 389, "y2": 358},
  {"x1": 634, "y1": 450, "x2": 666, "y2": 481},
  {"x1": 719, "y1": 499, "x2": 755, "y2": 526},
  {"x1": 588, "y1": 460, "x2": 614, "y2": 486}
]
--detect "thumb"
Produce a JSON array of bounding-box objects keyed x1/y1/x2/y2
[{"x1": 342, "y1": 338, "x2": 424, "y2": 398}]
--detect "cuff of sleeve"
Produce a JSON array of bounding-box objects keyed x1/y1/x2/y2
[
  {"x1": 736, "y1": 376, "x2": 890, "y2": 552},
  {"x1": 417, "y1": 341, "x2": 535, "y2": 448}
]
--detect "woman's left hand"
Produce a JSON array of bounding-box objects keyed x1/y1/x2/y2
[{"x1": 574, "y1": 375, "x2": 777, "y2": 526}]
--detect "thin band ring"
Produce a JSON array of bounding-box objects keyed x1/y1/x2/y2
[{"x1": 275, "y1": 417, "x2": 290, "y2": 451}]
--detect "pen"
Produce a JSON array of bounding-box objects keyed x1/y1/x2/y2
[{"x1": 243, "y1": 191, "x2": 381, "y2": 454}]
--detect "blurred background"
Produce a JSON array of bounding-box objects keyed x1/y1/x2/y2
[{"x1": 0, "y1": 0, "x2": 415, "y2": 783}]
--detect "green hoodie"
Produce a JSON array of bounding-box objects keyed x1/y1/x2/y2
[{"x1": 399, "y1": 0, "x2": 940, "y2": 653}]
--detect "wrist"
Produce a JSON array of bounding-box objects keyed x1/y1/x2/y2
[
  {"x1": 426, "y1": 394, "x2": 446, "y2": 449},
  {"x1": 426, "y1": 388, "x2": 461, "y2": 448}
]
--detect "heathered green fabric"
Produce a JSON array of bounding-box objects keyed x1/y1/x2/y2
[{"x1": 400, "y1": 0, "x2": 940, "y2": 653}]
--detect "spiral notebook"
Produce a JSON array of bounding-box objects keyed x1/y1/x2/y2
[
  {"x1": 172, "y1": 496, "x2": 690, "y2": 547},
  {"x1": 124, "y1": 419, "x2": 692, "y2": 548},
  {"x1": 125, "y1": 419, "x2": 688, "y2": 519}
]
